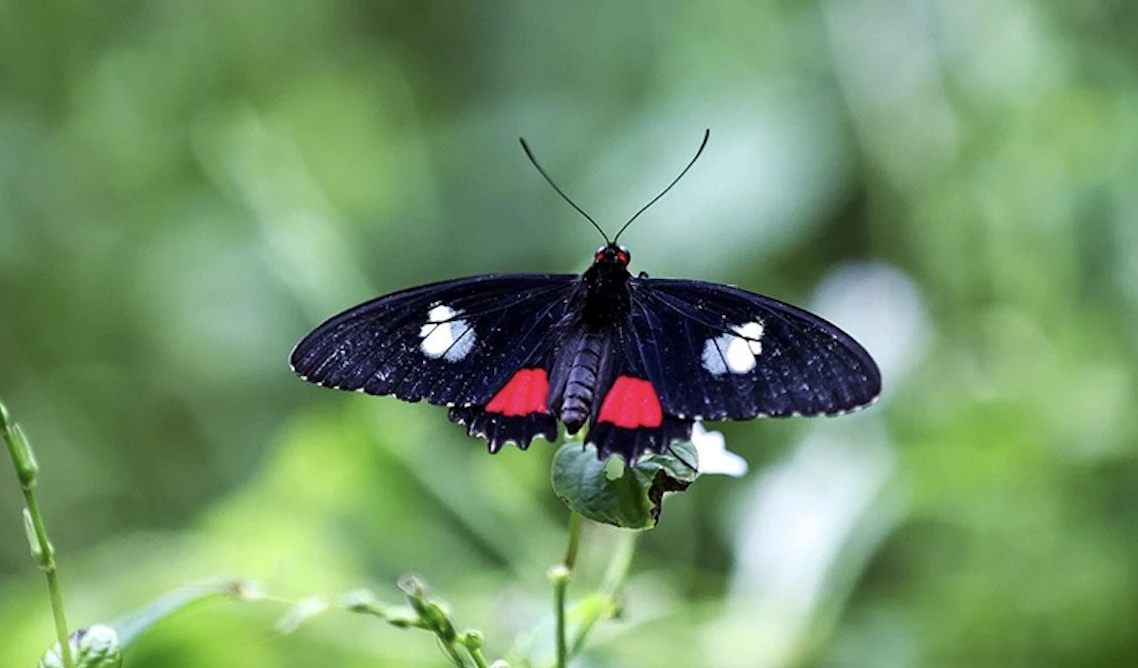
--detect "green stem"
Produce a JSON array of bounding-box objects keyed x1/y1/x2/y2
[
  {"x1": 27, "y1": 498, "x2": 74, "y2": 666},
  {"x1": 467, "y1": 646, "x2": 491, "y2": 668},
  {"x1": 552, "y1": 511, "x2": 583, "y2": 668},
  {"x1": 553, "y1": 574, "x2": 568, "y2": 668},
  {"x1": 438, "y1": 639, "x2": 470, "y2": 667},
  {"x1": 600, "y1": 529, "x2": 638, "y2": 597},
  {"x1": 564, "y1": 511, "x2": 582, "y2": 570},
  {"x1": 2, "y1": 399, "x2": 75, "y2": 668},
  {"x1": 569, "y1": 529, "x2": 638, "y2": 656}
]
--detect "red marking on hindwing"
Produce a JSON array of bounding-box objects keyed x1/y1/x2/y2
[
  {"x1": 485, "y1": 368, "x2": 550, "y2": 417},
  {"x1": 598, "y1": 376, "x2": 663, "y2": 429}
]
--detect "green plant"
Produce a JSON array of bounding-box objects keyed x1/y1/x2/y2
[{"x1": 4, "y1": 394, "x2": 741, "y2": 667}]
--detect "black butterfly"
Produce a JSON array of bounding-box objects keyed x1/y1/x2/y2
[{"x1": 290, "y1": 131, "x2": 881, "y2": 463}]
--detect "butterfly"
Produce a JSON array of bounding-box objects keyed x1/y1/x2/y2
[{"x1": 289, "y1": 131, "x2": 881, "y2": 463}]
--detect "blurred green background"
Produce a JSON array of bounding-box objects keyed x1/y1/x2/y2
[{"x1": 3, "y1": 1, "x2": 1137, "y2": 666}]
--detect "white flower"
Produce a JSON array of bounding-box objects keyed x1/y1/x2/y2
[{"x1": 691, "y1": 422, "x2": 748, "y2": 477}]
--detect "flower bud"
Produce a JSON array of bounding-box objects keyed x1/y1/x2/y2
[
  {"x1": 461, "y1": 629, "x2": 484, "y2": 650},
  {"x1": 39, "y1": 625, "x2": 123, "y2": 668},
  {"x1": 4, "y1": 419, "x2": 39, "y2": 486},
  {"x1": 23, "y1": 508, "x2": 53, "y2": 567}
]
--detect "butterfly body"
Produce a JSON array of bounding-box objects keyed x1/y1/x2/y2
[{"x1": 290, "y1": 241, "x2": 881, "y2": 462}]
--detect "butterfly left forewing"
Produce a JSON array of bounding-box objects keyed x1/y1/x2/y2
[{"x1": 290, "y1": 274, "x2": 578, "y2": 410}]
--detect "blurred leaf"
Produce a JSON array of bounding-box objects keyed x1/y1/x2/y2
[
  {"x1": 275, "y1": 596, "x2": 330, "y2": 636},
  {"x1": 110, "y1": 578, "x2": 257, "y2": 648},
  {"x1": 551, "y1": 442, "x2": 698, "y2": 528}
]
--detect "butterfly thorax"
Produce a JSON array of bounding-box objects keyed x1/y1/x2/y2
[
  {"x1": 579, "y1": 249, "x2": 632, "y2": 328},
  {"x1": 545, "y1": 248, "x2": 633, "y2": 433}
]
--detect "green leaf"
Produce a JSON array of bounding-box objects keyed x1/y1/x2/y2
[
  {"x1": 551, "y1": 442, "x2": 699, "y2": 529},
  {"x1": 110, "y1": 578, "x2": 259, "y2": 648},
  {"x1": 39, "y1": 580, "x2": 255, "y2": 667},
  {"x1": 39, "y1": 626, "x2": 122, "y2": 668}
]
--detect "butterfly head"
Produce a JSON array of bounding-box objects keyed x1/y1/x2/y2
[{"x1": 594, "y1": 244, "x2": 631, "y2": 269}]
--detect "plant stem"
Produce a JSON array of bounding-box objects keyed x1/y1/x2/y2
[
  {"x1": 553, "y1": 574, "x2": 568, "y2": 668},
  {"x1": 27, "y1": 498, "x2": 74, "y2": 666},
  {"x1": 564, "y1": 511, "x2": 582, "y2": 570},
  {"x1": 552, "y1": 511, "x2": 583, "y2": 668},
  {"x1": 569, "y1": 529, "x2": 638, "y2": 656},
  {"x1": 2, "y1": 398, "x2": 75, "y2": 668},
  {"x1": 437, "y1": 639, "x2": 470, "y2": 667},
  {"x1": 467, "y1": 644, "x2": 491, "y2": 668},
  {"x1": 600, "y1": 528, "x2": 638, "y2": 598}
]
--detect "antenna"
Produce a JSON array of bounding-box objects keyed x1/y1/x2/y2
[
  {"x1": 612, "y1": 129, "x2": 710, "y2": 243},
  {"x1": 519, "y1": 138, "x2": 610, "y2": 244}
]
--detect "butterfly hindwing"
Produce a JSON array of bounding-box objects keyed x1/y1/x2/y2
[
  {"x1": 627, "y1": 278, "x2": 881, "y2": 421},
  {"x1": 569, "y1": 331, "x2": 692, "y2": 463},
  {"x1": 290, "y1": 274, "x2": 577, "y2": 414},
  {"x1": 448, "y1": 363, "x2": 562, "y2": 452},
  {"x1": 584, "y1": 360, "x2": 693, "y2": 463}
]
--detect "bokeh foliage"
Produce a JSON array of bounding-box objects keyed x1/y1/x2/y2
[{"x1": 2, "y1": 1, "x2": 1137, "y2": 666}]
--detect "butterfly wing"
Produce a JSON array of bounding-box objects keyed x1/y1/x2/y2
[
  {"x1": 290, "y1": 274, "x2": 578, "y2": 414},
  {"x1": 626, "y1": 278, "x2": 881, "y2": 421},
  {"x1": 581, "y1": 340, "x2": 695, "y2": 462}
]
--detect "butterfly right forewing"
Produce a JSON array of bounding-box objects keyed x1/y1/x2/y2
[{"x1": 626, "y1": 278, "x2": 881, "y2": 421}]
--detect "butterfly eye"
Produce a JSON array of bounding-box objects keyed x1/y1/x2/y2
[
  {"x1": 595, "y1": 249, "x2": 606, "y2": 263},
  {"x1": 616, "y1": 250, "x2": 630, "y2": 266}
]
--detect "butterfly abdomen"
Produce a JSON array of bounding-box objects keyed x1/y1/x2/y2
[{"x1": 550, "y1": 331, "x2": 613, "y2": 434}]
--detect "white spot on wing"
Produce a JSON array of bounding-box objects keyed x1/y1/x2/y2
[
  {"x1": 419, "y1": 304, "x2": 476, "y2": 362},
  {"x1": 702, "y1": 320, "x2": 764, "y2": 376}
]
